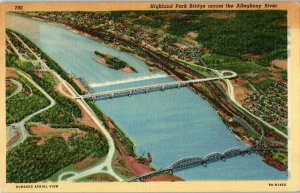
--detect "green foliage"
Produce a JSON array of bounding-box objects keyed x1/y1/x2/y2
[
  {"x1": 256, "y1": 49, "x2": 287, "y2": 67},
  {"x1": 5, "y1": 33, "x2": 82, "y2": 124},
  {"x1": 106, "y1": 11, "x2": 140, "y2": 21},
  {"x1": 133, "y1": 18, "x2": 163, "y2": 29},
  {"x1": 274, "y1": 124, "x2": 287, "y2": 134},
  {"x1": 84, "y1": 100, "x2": 133, "y2": 154},
  {"x1": 6, "y1": 77, "x2": 50, "y2": 124},
  {"x1": 85, "y1": 100, "x2": 106, "y2": 125},
  {"x1": 95, "y1": 51, "x2": 137, "y2": 72},
  {"x1": 280, "y1": 70, "x2": 287, "y2": 81},
  {"x1": 29, "y1": 72, "x2": 81, "y2": 124},
  {"x1": 31, "y1": 104, "x2": 77, "y2": 125},
  {"x1": 94, "y1": 51, "x2": 106, "y2": 57},
  {"x1": 252, "y1": 78, "x2": 275, "y2": 91},
  {"x1": 43, "y1": 72, "x2": 55, "y2": 86},
  {"x1": 5, "y1": 29, "x2": 110, "y2": 183},
  {"x1": 6, "y1": 82, "x2": 17, "y2": 97},
  {"x1": 272, "y1": 152, "x2": 288, "y2": 166},
  {"x1": 6, "y1": 51, "x2": 19, "y2": 67},
  {"x1": 162, "y1": 35, "x2": 179, "y2": 44},
  {"x1": 19, "y1": 61, "x2": 39, "y2": 71},
  {"x1": 202, "y1": 54, "x2": 267, "y2": 78},
  {"x1": 167, "y1": 15, "x2": 198, "y2": 36},
  {"x1": 7, "y1": 127, "x2": 109, "y2": 182},
  {"x1": 166, "y1": 11, "x2": 287, "y2": 63},
  {"x1": 106, "y1": 57, "x2": 127, "y2": 70},
  {"x1": 10, "y1": 30, "x2": 84, "y2": 95}
]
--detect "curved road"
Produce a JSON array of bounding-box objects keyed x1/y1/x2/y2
[
  {"x1": 189, "y1": 60, "x2": 287, "y2": 139},
  {"x1": 7, "y1": 69, "x2": 56, "y2": 149},
  {"x1": 10, "y1": 30, "x2": 287, "y2": 183},
  {"x1": 212, "y1": 69, "x2": 288, "y2": 138},
  {"x1": 12, "y1": 32, "x2": 122, "y2": 181},
  {"x1": 6, "y1": 78, "x2": 22, "y2": 100}
]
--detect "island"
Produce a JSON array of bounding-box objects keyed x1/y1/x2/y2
[{"x1": 94, "y1": 51, "x2": 137, "y2": 73}]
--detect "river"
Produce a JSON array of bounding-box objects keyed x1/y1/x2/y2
[{"x1": 6, "y1": 13, "x2": 287, "y2": 180}]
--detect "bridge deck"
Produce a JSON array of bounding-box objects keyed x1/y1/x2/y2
[
  {"x1": 76, "y1": 76, "x2": 229, "y2": 100},
  {"x1": 125, "y1": 147, "x2": 283, "y2": 182}
]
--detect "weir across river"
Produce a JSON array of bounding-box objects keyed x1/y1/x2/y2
[{"x1": 75, "y1": 71, "x2": 236, "y2": 100}]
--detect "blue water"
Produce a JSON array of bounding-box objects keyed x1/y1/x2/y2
[{"x1": 6, "y1": 13, "x2": 287, "y2": 180}]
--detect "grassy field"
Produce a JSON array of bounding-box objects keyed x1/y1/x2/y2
[{"x1": 202, "y1": 54, "x2": 268, "y2": 79}]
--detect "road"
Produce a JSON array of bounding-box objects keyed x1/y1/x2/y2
[
  {"x1": 6, "y1": 34, "x2": 26, "y2": 61},
  {"x1": 7, "y1": 68, "x2": 56, "y2": 149},
  {"x1": 6, "y1": 35, "x2": 56, "y2": 149},
  {"x1": 212, "y1": 69, "x2": 288, "y2": 138},
  {"x1": 6, "y1": 78, "x2": 22, "y2": 100},
  {"x1": 8, "y1": 30, "x2": 286, "y2": 183},
  {"x1": 12, "y1": 32, "x2": 122, "y2": 182},
  {"x1": 78, "y1": 71, "x2": 237, "y2": 100}
]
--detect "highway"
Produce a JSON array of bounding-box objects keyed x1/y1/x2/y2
[
  {"x1": 76, "y1": 71, "x2": 237, "y2": 100},
  {"x1": 185, "y1": 60, "x2": 287, "y2": 139},
  {"x1": 212, "y1": 69, "x2": 288, "y2": 138},
  {"x1": 7, "y1": 68, "x2": 56, "y2": 149},
  {"x1": 7, "y1": 29, "x2": 287, "y2": 183},
  {"x1": 6, "y1": 35, "x2": 56, "y2": 149},
  {"x1": 11, "y1": 32, "x2": 123, "y2": 182}
]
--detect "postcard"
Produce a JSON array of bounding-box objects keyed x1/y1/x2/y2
[{"x1": 0, "y1": 1, "x2": 300, "y2": 192}]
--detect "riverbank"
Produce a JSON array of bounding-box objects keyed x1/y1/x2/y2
[
  {"x1": 103, "y1": 115, "x2": 183, "y2": 181},
  {"x1": 15, "y1": 13, "x2": 159, "y2": 73},
  {"x1": 13, "y1": 12, "x2": 287, "y2": 173}
]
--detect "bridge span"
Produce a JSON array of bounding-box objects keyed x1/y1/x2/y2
[
  {"x1": 125, "y1": 146, "x2": 284, "y2": 182},
  {"x1": 75, "y1": 71, "x2": 236, "y2": 100}
]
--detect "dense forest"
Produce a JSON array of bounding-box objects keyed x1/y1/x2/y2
[
  {"x1": 133, "y1": 11, "x2": 287, "y2": 64},
  {"x1": 31, "y1": 10, "x2": 287, "y2": 67},
  {"x1": 6, "y1": 72, "x2": 50, "y2": 124},
  {"x1": 6, "y1": 30, "x2": 82, "y2": 124},
  {"x1": 12, "y1": 30, "x2": 84, "y2": 95},
  {"x1": 6, "y1": 30, "x2": 109, "y2": 183},
  {"x1": 7, "y1": 125, "x2": 109, "y2": 182}
]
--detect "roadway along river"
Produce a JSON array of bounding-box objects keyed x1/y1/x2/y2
[{"x1": 6, "y1": 13, "x2": 287, "y2": 180}]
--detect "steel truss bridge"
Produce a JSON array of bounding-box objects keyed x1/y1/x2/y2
[
  {"x1": 75, "y1": 73, "x2": 235, "y2": 100},
  {"x1": 125, "y1": 147, "x2": 285, "y2": 182}
]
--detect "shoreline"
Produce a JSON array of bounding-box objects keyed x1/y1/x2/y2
[
  {"x1": 93, "y1": 51, "x2": 136, "y2": 73},
  {"x1": 12, "y1": 12, "x2": 287, "y2": 173}
]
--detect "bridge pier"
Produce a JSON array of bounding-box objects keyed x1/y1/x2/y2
[
  {"x1": 78, "y1": 75, "x2": 232, "y2": 101},
  {"x1": 126, "y1": 147, "x2": 279, "y2": 182}
]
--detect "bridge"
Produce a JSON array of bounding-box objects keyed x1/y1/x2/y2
[
  {"x1": 75, "y1": 72, "x2": 236, "y2": 100},
  {"x1": 125, "y1": 146, "x2": 283, "y2": 182}
]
